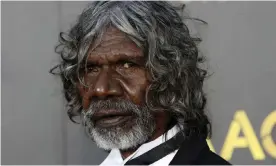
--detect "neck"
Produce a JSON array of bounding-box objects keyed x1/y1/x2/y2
[{"x1": 120, "y1": 112, "x2": 173, "y2": 159}]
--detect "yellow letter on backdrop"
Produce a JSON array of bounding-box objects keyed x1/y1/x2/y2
[
  {"x1": 207, "y1": 139, "x2": 216, "y2": 153},
  {"x1": 220, "y1": 110, "x2": 265, "y2": 160},
  {"x1": 260, "y1": 110, "x2": 276, "y2": 158}
]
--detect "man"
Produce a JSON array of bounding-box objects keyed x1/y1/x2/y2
[{"x1": 51, "y1": 1, "x2": 230, "y2": 165}]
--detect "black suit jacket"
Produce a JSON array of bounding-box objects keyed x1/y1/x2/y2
[
  {"x1": 169, "y1": 135, "x2": 231, "y2": 165},
  {"x1": 125, "y1": 133, "x2": 231, "y2": 165}
]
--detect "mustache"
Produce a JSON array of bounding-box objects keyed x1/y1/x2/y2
[{"x1": 83, "y1": 98, "x2": 145, "y2": 117}]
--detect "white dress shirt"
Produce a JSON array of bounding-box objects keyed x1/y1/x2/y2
[{"x1": 100, "y1": 125, "x2": 180, "y2": 166}]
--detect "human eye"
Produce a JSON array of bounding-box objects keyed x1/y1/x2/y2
[
  {"x1": 86, "y1": 64, "x2": 100, "y2": 72},
  {"x1": 118, "y1": 61, "x2": 138, "y2": 69},
  {"x1": 80, "y1": 63, "x2": 100, "y2": 73}
]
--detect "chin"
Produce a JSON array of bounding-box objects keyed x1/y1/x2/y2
[{"x1": 85, "y1": 117, "x2": 156, "y2": 150}]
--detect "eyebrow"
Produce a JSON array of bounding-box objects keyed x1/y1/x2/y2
[
  {"x1": 114, "y1": 54, "x2": 145, "y2": 61},
  {"x1": 87, "y1": 53, "x2": 145, "y2": 64}
]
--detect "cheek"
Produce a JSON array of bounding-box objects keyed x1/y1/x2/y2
[
  {"x1": 76, "y1": 76, "x2": 94, "y2": 94},
  {"x1": 121, "y1": 72, "x2": 149, "y2": 105},
  {"x1": 77, "y1": 83, "x2": 85, "y2": 97},
  {"x1": 76, "y1": 76, "x2": 96, "y2": 109}
]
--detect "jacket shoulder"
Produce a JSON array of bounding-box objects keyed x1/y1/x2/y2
[
  {"x1": 194, "y1": 147, "x2": 231, "y2": 165},
  {"x1": 169, "y1": 135, "x2": 231, "y2": 165}
]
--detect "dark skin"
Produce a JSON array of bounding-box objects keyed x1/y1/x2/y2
[{"x1": 78, "y1": 26, "x2": 170, "y2": 159}]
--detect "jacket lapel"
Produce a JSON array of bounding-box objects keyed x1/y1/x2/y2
[{"x1": 169, "y1": 135, "x2": 209, "y2": 165}]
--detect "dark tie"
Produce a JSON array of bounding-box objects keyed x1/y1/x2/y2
[{"x1": 124, "y1": 131, "x2": 184, "y2": 165}]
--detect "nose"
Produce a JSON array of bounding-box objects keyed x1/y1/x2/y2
[
  {"x1": 92, "y1": 68, "x2": 123, "y2": 99},
  {"x1": 81, "y1": 67, "x2": 124, "y2": 109}
]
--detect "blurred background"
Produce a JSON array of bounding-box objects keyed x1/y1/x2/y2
[{"x1": 1, "y1": 1, "x2": 276, "y2": 165}]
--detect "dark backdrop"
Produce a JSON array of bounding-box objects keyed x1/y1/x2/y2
[{"x1": 2, "y1": 1, "x2": 276, "y2": 164}]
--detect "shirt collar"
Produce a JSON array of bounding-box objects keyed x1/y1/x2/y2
[{"x1": 100, "y1": 125, "x2": 180, "y2": 166}]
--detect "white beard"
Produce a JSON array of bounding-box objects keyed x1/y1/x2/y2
[
  {"x1": 90, "y1": 121, "x2": 154, "y2": 150},
  {"x1": 81, "y1": 104, "x2": 156, "y2": 150}
]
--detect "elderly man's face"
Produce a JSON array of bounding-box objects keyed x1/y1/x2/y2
[
  {"x1": 78, "y1": 27, "x2": 168, "y2": 150},
  {"x1": 81, "y1": 26, "x2": 148, "y2": 112}
]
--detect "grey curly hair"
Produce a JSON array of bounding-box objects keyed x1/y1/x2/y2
[{"x1": 50, "y1": 1, "x2": 211, "y2": 139}]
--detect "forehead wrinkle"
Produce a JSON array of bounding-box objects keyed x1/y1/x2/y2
[
  {"x1": 90, "y1": 43, "x2": 142, "y2": 56},
  {"x1": 87, "y1": 27, "x2": 143, "y2": 64}
]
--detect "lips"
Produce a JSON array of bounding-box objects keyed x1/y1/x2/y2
[{"x1": 91, "y1": 110, "x2": 134, "y2": 128}]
